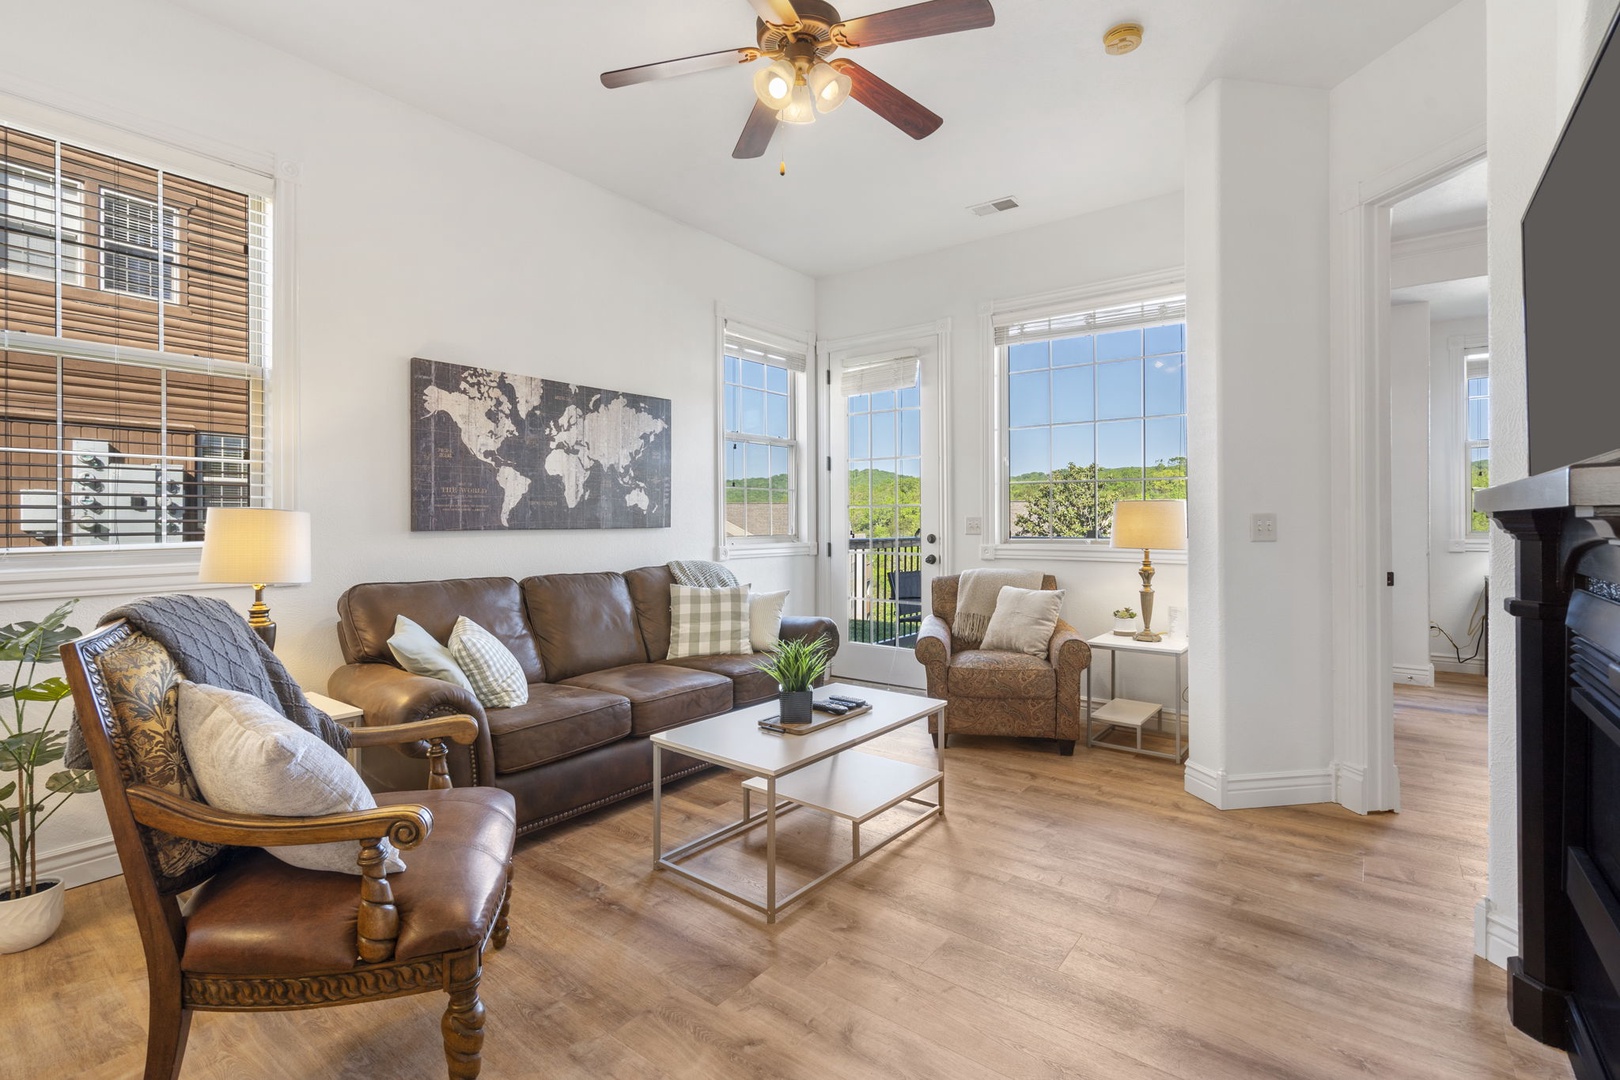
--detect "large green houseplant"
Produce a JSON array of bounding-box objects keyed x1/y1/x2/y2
[
  {"x1": 753, "y1": 635, "x2": 832, "y2": 724},
  {"x1": 0, "y1": 599, "x2": 95, "y2": 953}
]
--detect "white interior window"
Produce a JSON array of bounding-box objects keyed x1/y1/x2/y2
[{"x1": 717, "y1": 314, "x2": 814, "y2": 557}]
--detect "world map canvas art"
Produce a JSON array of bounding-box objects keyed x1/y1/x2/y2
[{"x1": 411, "y1": 357, "x2": 671, "y2": 531}]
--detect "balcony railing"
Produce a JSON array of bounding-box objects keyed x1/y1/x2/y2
[{"x1": 847, "y1": 536, "x2": 923, "y2": 648}]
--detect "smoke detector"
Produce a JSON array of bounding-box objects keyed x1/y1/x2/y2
[
  {"x1": 1104, "y1": 23, "x2": 1143, "y2": 56},
  {"x1": 969, "y1": 196, "x2": 1020, "y2": 217}
]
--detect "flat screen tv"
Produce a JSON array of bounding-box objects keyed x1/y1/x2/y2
[{"x1": 1523, "y1": 5, "x2": 1620, "y2": 477}]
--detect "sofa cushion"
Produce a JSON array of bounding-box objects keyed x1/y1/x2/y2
[
  {"x1": 449, "y1": 616, "x2": 529, "y2": 709},
  {"x1": 486, "y1": 684, "x2": 631, "y2": 773},
  {"x1": 667, "y1": 584, "x2": 752, "y2": 659},
  {"x1": 662, "y1": 653, "x2": 779, "y2": 707},
  {"x1": 947, "y1": 649, "x2": 1057, "y2": 700},
  {"x1": 560, "y1": 664, "x2": 732, "y2": 737},
  {"x1": 522, "y1": 572, "x2": 647, "y2": 682},
  {"x1": 388, "y1": 615, "x2": 475, "y2": 691},
  {"x1": 338, "y1": 578, "x2": 544, "y2": 683},
  {"x1": 624, "y1": 564, "x2": 676, "y2": 662}
]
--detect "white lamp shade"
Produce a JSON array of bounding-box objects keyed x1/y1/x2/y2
[
  {"x1": 806, "y1": 62, "x2": 852, "y2": 113},
  {"x1": 753, "y1": 60, "x2": 796, "y2": 110},
  {"x1": 1111, "y1": 499, "x2": 1187, "y2": 551},
  {"x1": 199, "y1": 508, "x2": 312, "y2": 585},
  {"x1": 778, "y1": 81, "x2": 817, "y2": 124}
]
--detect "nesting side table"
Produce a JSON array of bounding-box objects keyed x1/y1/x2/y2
[{"x1": 1083, "y1": 633, "x2": 1187, "y2": 763}]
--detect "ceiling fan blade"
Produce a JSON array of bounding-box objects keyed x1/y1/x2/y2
[
  {"x1": 733, "y1": 100, "x2": 780, "y2": 159},
  {"x1": 601, "y1": 48, "x2": 757, "y2": 89},
  {"x1": 830, "y1": 60, "x2": 943, "y2": 140},
  {"x1": 746, "y1": 0, "x2": 800, "y2": 24},
  {"x1": 835, "y1": 0, "x2": 995, "y2": 48}
]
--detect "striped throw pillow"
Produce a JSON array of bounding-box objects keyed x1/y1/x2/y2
[
  {"x1": 667, "y1": 584, "x2": 752, "y2": 659},
  {"x1": 448, "y1": 616, "x2": 529, "y2": 709}
]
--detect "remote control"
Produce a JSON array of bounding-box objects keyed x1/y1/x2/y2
[{"x1": 812, "y1": 701, "x2": 850, "y2": 714}]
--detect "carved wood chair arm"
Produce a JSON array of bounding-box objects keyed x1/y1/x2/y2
[
  {"x1": 125, "y1": 784, "x2": 434, "y2": 850},
  {"x1": 345, "y1": 714, "x2": 479, "y2": 748}
]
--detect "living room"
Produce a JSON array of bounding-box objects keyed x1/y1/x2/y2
[{"x1": 3, "y1": 0, "x2": 1617, "y2": 1077}]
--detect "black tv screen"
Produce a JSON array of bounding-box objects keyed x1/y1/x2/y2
[{"x1": 1523, "y1": 6, "x2": 1620, "y2": 476}]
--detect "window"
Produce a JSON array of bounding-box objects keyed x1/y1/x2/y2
[
  {"x1": 1465, "y1": 350, "x2": 1489, "y2": 534},
  {"x1": 719, "y1": 317, "x2": 811, "y2": 554},
  {"x1": 995, "y1": 293, "x2": 1187, "y2": 544},
  {"x1": 0, "y1": 120, "x2": 271, "y2": 556}
]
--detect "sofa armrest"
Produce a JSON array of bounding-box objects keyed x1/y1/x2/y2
[
  {"x1": 327, "y1": 663, "x2": 495, "y2": 785},
  {"x1": 915, "y1": 614, "x2": 952, "y2": 699},
  {"x1": 1049, "y1": 619, "x2": 1091, "y2": 738},
  {"x1": 778, "y1": 614, "x2": 840, "y2": 655}
]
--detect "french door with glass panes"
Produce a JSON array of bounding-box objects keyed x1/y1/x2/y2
[{"x1": 822, "y1": 326, "x2": 946, "y2": 689}]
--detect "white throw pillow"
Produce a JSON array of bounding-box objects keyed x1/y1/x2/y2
[
  {"x1": 980, "y1": 586, "x2": 1067, "y2": 658},
  {"x1": 387, "y1": 615, "x2": 475, "y2": 691},
  {"x1": 176, "y1": 681, "x2": 405, "y2": 876},
  {"x1": 448, "y1": 616, "x2": 529, "y2": 709},
  {"x1": 748, "y1": 590, "x2": 789, "y2": 653},
  {"x1": 668, "y1": 584, "x2": 753, "y2": 659}
]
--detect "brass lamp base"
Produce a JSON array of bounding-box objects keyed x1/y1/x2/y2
[
  {"x1": 1132, "y1": 549, "x2": 1163, "y2": 642},
  {"x1": 247, "y1": 584, "x2": 277, "y2": 651}
]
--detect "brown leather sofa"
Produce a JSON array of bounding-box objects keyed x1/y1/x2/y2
[
  {"x1": 329, "y1": 566, "x2": 837, "y2": 837},
  {"x1": 914, "y1": 573, "x2": 1090, "y2": 755}
]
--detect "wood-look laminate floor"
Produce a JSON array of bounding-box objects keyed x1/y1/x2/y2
[{"x1": 13, "y1": 675, "x2": 1572, "y2": 1079}]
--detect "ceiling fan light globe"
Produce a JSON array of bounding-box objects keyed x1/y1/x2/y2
[
  {"x1": 778, "y1": 82, "x2": 817, "y2": 125},
  {"x1": 753, "y1": 60, "x2": 797, "y2": 110},
  {"x1": 807, "y1": 62, "x2": 852, "y2": 113}
]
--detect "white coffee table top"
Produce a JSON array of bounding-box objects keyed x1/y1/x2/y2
[
  {"x1": 651, "y1": 683, "x2": 944, "y2": 779},
  {"x1": 1085, "y1": 632, "x2": 1188, "y2": 657}
]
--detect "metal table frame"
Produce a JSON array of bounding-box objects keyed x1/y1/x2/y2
[
  {"x1": 651, "y1": 691, "x2": 946, "y2": 923},
  {"x1": 1084, "y1": 635, "x2": 1188, "y2": 763}
]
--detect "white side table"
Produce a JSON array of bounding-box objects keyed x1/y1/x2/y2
[
  {"x1": 1083, "y1": 633, "x2": 1188, "y2": 763},
  {"x1": 306, "y1": 691, "x2": 364, "y2": 767}
]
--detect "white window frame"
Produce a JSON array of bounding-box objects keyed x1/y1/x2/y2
[
  {"x1": 714, "y1": 306, "x2": 816, "y2": 560},
  {"x1": 1, "y1": 164, "x2": 84, "y2": 287},
  {"x1": 1463, "y1": 346, "x2": 1490, "y2": 544},
  {"x1": 980, "y1": 268, "x2": 1189, "y2": 563},
  {"x1": 1443, "y1": 335, "x2": 1490, "y2": 552},
  {"x1": 0, "y1": 100, "x2": 293, "y2": 601},
  {"x1": 98, "y1": 188, "x2": 181, "y2": 303}
]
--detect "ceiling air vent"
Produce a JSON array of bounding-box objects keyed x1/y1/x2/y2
[{"x1": 969, "y1": 196, "x2": 1020, "y2": 217}]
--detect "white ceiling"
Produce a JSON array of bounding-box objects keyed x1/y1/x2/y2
[
  {"x1": 1390, "y1": 158, "x2": 1489, "y2": 240},
  {"x1": 167, "y1": 0, "x2": 1463, "y2": 277},
  {"x1": 1392, "y1": 275, "x2": 1489, "y2": 322}
]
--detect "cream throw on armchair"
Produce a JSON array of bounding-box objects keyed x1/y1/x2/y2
[{"x1": 951, "y1": 568, "x2": 1044, "y2": 643}]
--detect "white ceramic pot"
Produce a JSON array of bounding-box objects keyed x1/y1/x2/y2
[
  {"x1": 0, "y1": 878, "x2": 65, "y2": 954},
  {"x1": 1113, "y1": 617, "x2": 1136, "y2": 636}
]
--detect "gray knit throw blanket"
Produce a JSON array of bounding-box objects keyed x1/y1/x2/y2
[
  {"x1": 65, "y1": 594, "x2": 349, "y2": 770},
  {"x1": 668, "y1": 560, "x2": 739, "y2": 588}
]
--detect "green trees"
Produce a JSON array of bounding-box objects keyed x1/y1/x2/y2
[
  {"x1": 847, "y1": 469, "x2": 921, "y2": 537},
  {"x1": 1011, "y1": 456, "x2": 1187, "y2": 539}
]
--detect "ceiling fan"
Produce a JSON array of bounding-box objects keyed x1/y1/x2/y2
[{"x1": 600, "y1": 0, "x2": 996, "y2": 159}]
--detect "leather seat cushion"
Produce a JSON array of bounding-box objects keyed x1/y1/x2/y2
[
  {"x1": 560, "y1": 664, "x2": 733, "y2": 736},
  {"x1": 182, "y1": 786, "x2": 516, "y2": 975},
  {"x1": 947, "y1": 649, "x2": 1057, "y2": 700},
  {"x1": 661, "y1": 654, "x2": 778, "y2": 707},
  {"x1": 487, "y1": 684, "x2": 632, "y2": 774}
]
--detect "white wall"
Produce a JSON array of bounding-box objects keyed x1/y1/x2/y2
[
  {"x1": 1480, "y1": 0, "x2": 1620, "y2": 968},
  {"x1": 1428, "y1": 315, "x2": 1489, "y2": 675},
  {"x1": 4, "y1": 0, "x2": 817, "y2": 885},
  {"x1": 815, "y1": 192, "x2": 1188, "y2": 709},
  {"x1": 1390, "y1": 301, "x2": 1434, "y2": 683}
]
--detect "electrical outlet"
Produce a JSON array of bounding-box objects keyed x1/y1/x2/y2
[
  {"x1": 965, "y1": 516, "x2": 983, "y2": 536},
  {"x1": 1251, "y1": 513, "x2": 1278, "y2": 542}
]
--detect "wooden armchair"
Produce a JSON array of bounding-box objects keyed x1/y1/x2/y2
[
  {"x1": 61, "y1": 621, "x2": 517, "y2": 1080},
  {"x1": 914, "y1": 573, "x2": 1091, "y2": 755}
]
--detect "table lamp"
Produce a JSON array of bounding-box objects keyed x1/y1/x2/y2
[
  {"x1": 1111, "y1": 500, "x2": 1187, "y2": 643},
  {"x1": 198, "y1": 508, "x2": 311, "y2": 650}
]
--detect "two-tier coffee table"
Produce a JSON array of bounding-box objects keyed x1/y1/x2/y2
[{"x1": 650, "y1": 683, "x2": 947, "y2": 922}]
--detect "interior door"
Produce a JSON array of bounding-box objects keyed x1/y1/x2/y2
[{"x1": 822, "y1": 326, "x2": 945, "y2": 689}]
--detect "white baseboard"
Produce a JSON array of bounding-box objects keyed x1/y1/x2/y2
[
  {"x1": 1474, "y1": 896, "x2": 1517, "y2": 969},
  {"x1": 1183, "y1": 762, "x2": 1335, "y2": 810},
  {"x1": 1393, "y1": 663, "x2": 1435, "y2": 687},
  {"x1": 1432, "y1": 655, "x2": 1486, "y2": 676},
  {"x1": 35, "y1": 834, "x2": 120, "y2": 889},
  {"x1": 1335, "y1": 761, "x2": 1367, "y2": 814}
]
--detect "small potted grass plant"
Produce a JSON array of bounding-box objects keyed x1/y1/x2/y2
[
  {"x1": 754, "y1": 635, "x2": 832, "y2": 724},
  {"x1": 0, "y1": 599, "x2": 95, "y2": 954}
]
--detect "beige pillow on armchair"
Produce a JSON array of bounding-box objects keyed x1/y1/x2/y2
[{"x1": 980, "y1": 586, "x2": 1066, "y2": 657}]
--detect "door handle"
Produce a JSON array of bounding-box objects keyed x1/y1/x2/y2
[
  {"x1": 924, "y1": 555, "x2": 938, "y2": 565},
  {"x1": 926, "y1": 533, "x2": 937, "y2": 544}
]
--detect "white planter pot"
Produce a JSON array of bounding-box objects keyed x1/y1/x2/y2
[
  {"x1": 1113, "y1": 618, "x2": 1136, "y2": 636},
  {"x1": 0, "y1": 877, "x2": 65, "y2": 954}
]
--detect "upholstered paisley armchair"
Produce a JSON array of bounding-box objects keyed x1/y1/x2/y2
[{"x1": 914, "y1": 574, "x2": 1091, "y2": 755}]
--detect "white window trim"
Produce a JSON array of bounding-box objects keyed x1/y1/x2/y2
[
  {"x1": 714, "y1": 305, "x2": 816, "y2": 560},
  {"x1": 97, "y1": 188, "x2": 181, "y2": 304},
  {"x1": 1445, "y1": 334, "x2": 1490, "y2": 553},
  {"x1": 1, "y1": 164, "x2": 84, "y2": 287},
  {"x1": 0, "y1": 98, "x2": 296, "y2": 602},
  {"x1": 978, "y1": 267, "x2": 1189, "y2": 564}
]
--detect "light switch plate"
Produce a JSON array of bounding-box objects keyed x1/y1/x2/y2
[
  {"x1": 1251, "y1": 513, "x2": 1278, "y2": 542},
  {"x1": 965, "y1": 516, "x2": 983, "y2": 535}
]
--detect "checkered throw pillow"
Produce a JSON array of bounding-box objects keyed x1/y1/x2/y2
[
  {"x1": 667, "y1": 584, "x2": 753, "y2": 659},
  {"x1": 448, "y1": 616, "x2": 529, "y2": 709}
]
